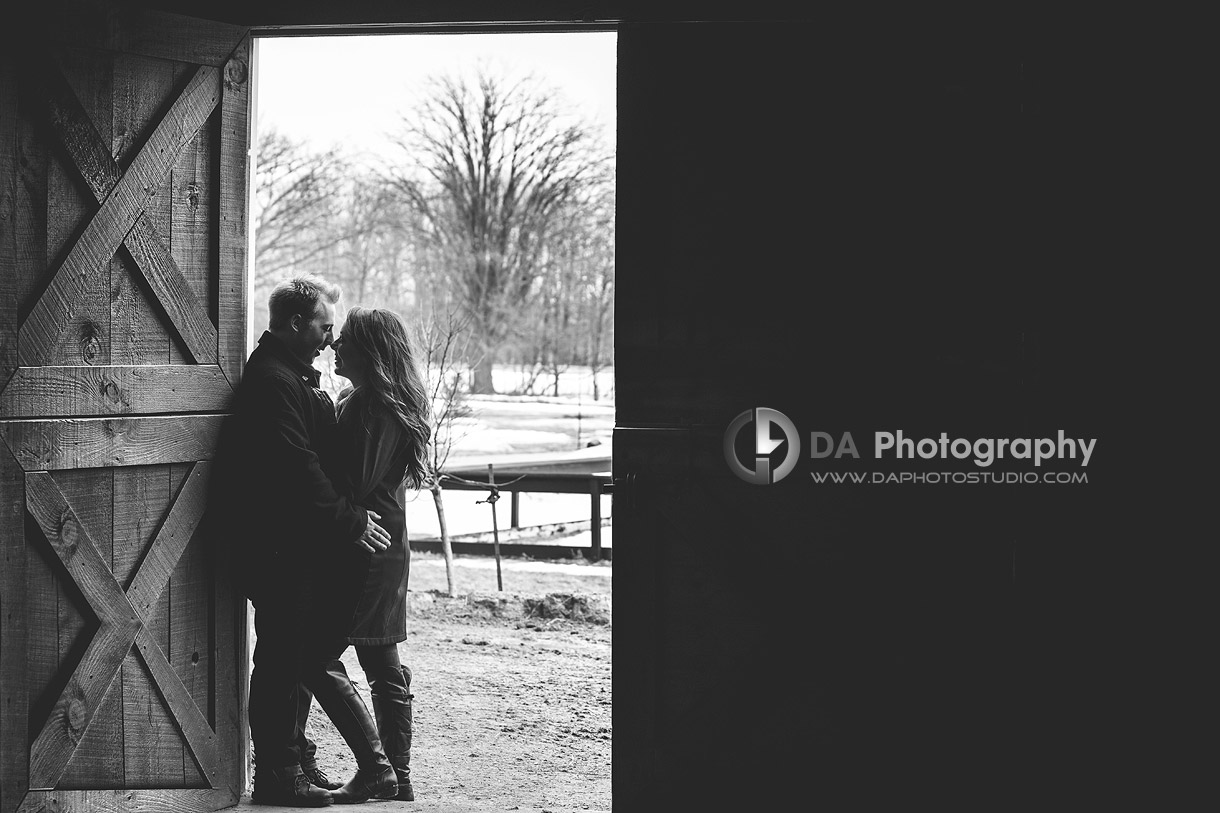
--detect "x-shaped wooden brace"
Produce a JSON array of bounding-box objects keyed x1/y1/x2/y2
[
  {"x1": 19, "y1": 54, "x2": 221, "y2": 365},
  {"x1": 23, "y1": 464, "x2": 216, "y2": 790}
]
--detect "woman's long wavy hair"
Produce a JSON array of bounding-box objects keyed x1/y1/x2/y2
[{"x1": 341, "y1": 306, "x2": 433, "y2": 489}]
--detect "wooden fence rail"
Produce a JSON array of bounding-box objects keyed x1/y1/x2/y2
[{"x1": 439, "y1": 452, "x2": 613, "y2": 560}]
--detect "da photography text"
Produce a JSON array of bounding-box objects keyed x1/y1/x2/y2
[{"x1": 724, "y1": 407, "x2": 1097, "y2": 486}]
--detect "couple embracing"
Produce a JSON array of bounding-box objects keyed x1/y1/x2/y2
[{"x1": 209, "y1": 275, "x2": 432, "y2": 805}]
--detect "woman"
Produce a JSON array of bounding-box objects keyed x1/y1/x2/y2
[{"x1": 303, "y1": 306, "x2": 432, "y2": 803}]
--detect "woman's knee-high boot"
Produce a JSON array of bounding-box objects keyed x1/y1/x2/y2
[
  {"x1": 306, "y1": 659, "x2": 397, "y2": 804},
  {"x1": 372, "y1": 665, "x2": 415, "y2": 801}
]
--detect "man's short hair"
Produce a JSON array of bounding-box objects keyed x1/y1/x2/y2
[{"x1": 267, "y1": 275, "x2": 342, "y2": 330}]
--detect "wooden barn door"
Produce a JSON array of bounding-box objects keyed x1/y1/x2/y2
[{"x1": 0, "y1": 6, "x2": 251, "y2": 812}]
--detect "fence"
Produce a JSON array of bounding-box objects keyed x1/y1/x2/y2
[{"x1": 439, "y1": 448, "x2": 613, "y2": 560}]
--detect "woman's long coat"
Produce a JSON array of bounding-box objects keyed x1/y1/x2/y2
[{"x1": 322, "y1": 386, "x2": 415, "y2": 644}]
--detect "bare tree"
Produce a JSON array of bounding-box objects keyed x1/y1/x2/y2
[
  {"x1": 419, "y1": 306, "x2": 475, "y2": 597},
  {"x1": 254, "y1": 127, "x2": 349, "y2": 276},
  {"x1": 538, "y1": 189, "x2": 615, "y2": 398},
  {"x1": 254, "y1": 128, "x2": 423, "y2": 341},
  {"x1": 328, "y1": 173, "x2": 417, "y2": 309},
  {"x1": 575, "y1": 189, "x2": 615, "y2": 401},
  {"x1": 384, "y1": 70, "x2": 612, "y2": 394}
]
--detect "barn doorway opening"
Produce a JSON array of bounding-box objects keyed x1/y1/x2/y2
[
  {"x1": 247, "y1": 28, "x2": 615, "y2": 807},
  {"x1": 251, "y1": 30, "x2": 616, "y2": 549}
]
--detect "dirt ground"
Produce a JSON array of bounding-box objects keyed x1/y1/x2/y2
[{"x1": 257, "y1": 551, "x2": 612, "y2": 813}]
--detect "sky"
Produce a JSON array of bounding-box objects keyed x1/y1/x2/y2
[{"x1": 253, "y1": 32, "x2": 618, "y2": 165}]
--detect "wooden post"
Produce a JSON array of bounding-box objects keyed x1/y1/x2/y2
[
  {"x1": 488, "y1": 464, "x2": 503, "y2": 591},
  {"x1": 511, "y1": 490, "x2": 520, "y2": 529},
  {"x1": 590, "y1": 478, "x2": 603, "y2": 561}
]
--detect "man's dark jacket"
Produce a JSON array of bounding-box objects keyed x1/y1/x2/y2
[{"x1": 208, "y1": 331, "x2": 367, "y2": 600}]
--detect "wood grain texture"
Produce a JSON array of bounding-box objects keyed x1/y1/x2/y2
[
  {"x1": 25, "y1": 471, "x2": 138, "y2": 788},
  {"x1": 110, "y1": 52, "x2": 174, "y2": 368},
  {"x1": 20, "y1": 65, "x2": 221, "y2": 366},
  {"x1": 16, "y1": 789, "x2": 220, "y2": 813},
  {"x1": 0, "y1": 445, "x2": 29, "y2": 813},
  {"x1": 19, "y1": 507, "x2": 59, "y2": 800},
  {"x1": 0, "y1": 365, "x2": 232, "y2": 418},
  {"x1": 123, "y1": 221, "x2": 219, "y2": 364},
  {"x1": 0, "y1": 415, "x2": 223, "y2": 471},
  {"x1": 57, "y1": 678, "x2": 124, "y2": 790},
  {"x1": 120, "y1": 652, "x2": 183, "y2": 789},
  {"x1": 133, "y1": 627, "x2": 218, "y2": 788},
  {"x1": 52, "y1": 48, "x2": 115, "y2": 370},
  {"x1": 8, "y1": 68, "x2": 50, "y2": 356},
  {"x1": 125, "y1": 463, "x2": 208, "y2": 619},
  {"x1": 203, "y1": 48, "x2": 252, "y2": 771},
  {"x1": 32, "y1": 53, "x2": 218, "y2": 365},
  {"x1": 170, "y1": 89, "x2": 218, "y2": 357},
  {"x1": 113, "y1": 464, "x2": 178, "y2": 788},
  {"x1": 1, "y1": 55, "x2": 18, "y2": 385},
  {"x1": 4, "y1": 9, "x2": 251, "y2": 807},
  {"x1": 38, "y1": 3, "x2": 249, "y2": 68},
  {"x1": 43, "y1": 109, "x2": 108, "y2": 368},
  {"x1": 125, "y1": 464, "x2": 216, "y2": 787},
  {"x1": 53, "y1": 468, "x2": 121, "y2": 789},
  {"x1": 24, "y1": 465, "x2": 216, "y2": 790},
  {"x1": 169, "y1": 463, "x2": 211, "y2": 787},
  {"x1": 217, "y1": 36, "x2": 252, "y2": 388}
]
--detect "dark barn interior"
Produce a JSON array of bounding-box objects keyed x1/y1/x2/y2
[{"x1": 1, "y1": 3, "x2": 1209, "y2": 812}]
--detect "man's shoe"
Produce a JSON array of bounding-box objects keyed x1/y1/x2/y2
[
  {"x1": 252, "y1": 764, "x2": 334, "y2": 807},
  {"x1": 302, "y1": 766, "x2": 344, "y2": 791},
  {"x1": 330, "y1": 765, "x2": 398, "y2": 804}
]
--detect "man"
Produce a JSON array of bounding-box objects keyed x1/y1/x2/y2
[{"x1": 210, "y1": 275, "x2": 393, "y2": 806}]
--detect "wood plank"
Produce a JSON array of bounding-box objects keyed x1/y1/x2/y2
[
  {"x1": 217, "y1": 36, "x2": 252, "y2": 387},
  {"x1": 133, "y1": 627, "x2": 218, "y2": 788},
  {"x1": 16, "y1": 788, "x2": 220, "y2": 813},
  {"x1": 43, "y1": 140, "x2": 108, "y2": 369},
  {"x1": 29, "y1": 51, "x2": 110, "y2": 206},
  {"x1": 1, "y1": 54, "x2": 18, "y2": 386},
  {"x1": 0, "y1": 415, "x2": 223, "y2": 471},
  {"x1": 110, "y1": 251, "x2": 148, "y2": 364},
  {"x1": 122, "y1": 647, "x2": 185, "y2": 788},
  {"x1": 7, "y1": 55, "x2": 49, "y2": 348},
  {"x1": 25, "y1": 471, "x2": 135, "y2": 634},
  {"x1": 111, "y1": 52, "x2": 174, "y2": 367},
  {"x1": 58, "y1": 676, "x2": 124, "y2": 790},
  {"x1": 114, "y1": 464, "x2": 180, "y2": 786},
  {"x1": 169, "y1": 463, "x2": 210, "y2": 787},
  {"x1": 159, "y1": 55, "x2": 191, "y2": 373},
  {"x1": 125, "y1": 463, "x2": 207, "y2": 618},
  {"x1": 32, "y1": 53, "x2": 218, "y2": 365},
  {"x1": 25, "y1": 468, "x2": 215, "y2": 788},
  {"x1": 19, "y1": 507, "x2": 59, "y2": 798},
  {"x1": 199, "y1": 105, "x2": 249, "y2": 773},
  {"x1": 36, "y1": 3, "x2": 249, "y2": 68},
  {"x1": 0, "y1": 365, "x2": 233, "y2": 418},
  {"x1": 0, "y1": 445, "x2": 29, "y2": 813},
  {"x1": 123, "y1": 219, "x2": 219, "y2": 364},
  {"x1": 170, "y1": 75, "x2": 217, "y2": 356},
  {"x1": 20, "y1": 66, "x2": 221, "y2": 366},
  {"x1": 46, "y1": 47, "x2": 114, "y2": 369},
  {"x1": 115, "y1": 464, "x2": 213, "y2": 787},
  {"x1": 24, "y1": 472, "x2": 139, "y2": 789},
  {"x1": 113, "y1": 463, "x2": 171, "y2": 605},
  {"x1": 53, "y1": 468, "x2": 121, "y2": 788}
]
